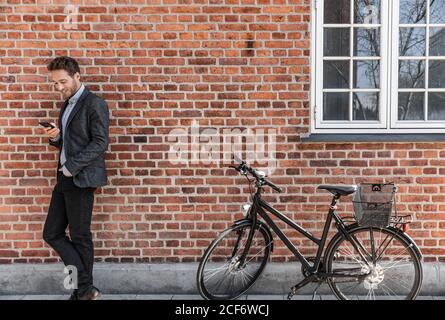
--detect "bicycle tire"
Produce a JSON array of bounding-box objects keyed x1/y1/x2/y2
[
  {"x1": 324, "y1": 224, "x2": 422, "y2": 300},
  {"x1": 197, "y1": 221, "x2": 272, "y2": 300}
]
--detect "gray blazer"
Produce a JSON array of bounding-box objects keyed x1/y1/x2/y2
[{"x1": 49, "y1": 87, "x2": 109, "y2": 188}]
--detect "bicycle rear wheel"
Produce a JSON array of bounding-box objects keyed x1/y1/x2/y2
[
  {"x1": 197, "y1": 221, "x2": 272, "y2": 300},
  {"x1": 325, "y1": 225, "x2": 422, "y2": 300}
]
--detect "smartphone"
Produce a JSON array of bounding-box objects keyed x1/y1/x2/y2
[{"x1": 39, "y1": 121, "x2": 55, "y2": 129}]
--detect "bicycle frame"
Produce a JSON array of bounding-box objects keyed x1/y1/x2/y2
[{"x1": 239, "y1": 185, "x2": 373, "y2": 279}]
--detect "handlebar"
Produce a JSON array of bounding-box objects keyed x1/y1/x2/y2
[
  {"x1": 229, "y1": 160, "x2": 282, "y2": 193},
  {"x1": 263, "y1": 179, "x2": 282, "y2": 193}
]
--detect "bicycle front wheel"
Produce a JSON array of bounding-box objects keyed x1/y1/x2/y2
[
  {"x1": 197, "y1": 221, "x2": 272, "y2": 300},
  {"x1": 325, "y1": 225, "x2": 422, "y2": 300}
]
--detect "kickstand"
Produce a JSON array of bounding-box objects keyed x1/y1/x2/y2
[{"x1": 311, "y1": 281, "x2": 322, "y2": 300}]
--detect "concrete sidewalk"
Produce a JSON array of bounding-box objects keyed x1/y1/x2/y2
[
  {"x1": 2, "y1": 262, "x2": 444, "y2": 296},
  {"x1": 0, "y1": 294, "x2": 444, "y2": 300}
]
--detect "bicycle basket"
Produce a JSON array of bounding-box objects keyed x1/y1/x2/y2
[{"x1": 352, "y1": 183, "x2": 396, "y2": 228}]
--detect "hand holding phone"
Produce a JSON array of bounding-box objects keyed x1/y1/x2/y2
[
  {"x1": 39, "y1": 121, "x2": 55, "y2": 129},
  {"x1": 39, "y1": 121, "x2": 60, "y2": 139}
]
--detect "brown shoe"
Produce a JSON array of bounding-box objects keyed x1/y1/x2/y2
[{"x1": 78, "y1": 286, "x2": 102, "y2": 300}]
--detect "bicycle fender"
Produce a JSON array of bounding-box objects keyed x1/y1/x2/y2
[
  {"x1": 386, "y1": 226, "x2": 423, "y2": 261},
  {"x1": 233, "y1": 218, "x2": 252, "y2": 226},
  {"x1": 232, "y1": 219, "x2": 274, "y2": 252},
  {"x1": 342, "y1": 223, "x2": 423, "y2": 261}
]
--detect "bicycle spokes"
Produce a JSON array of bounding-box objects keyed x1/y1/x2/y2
[
  {"x1": 198, "y1": 223, "x2": 272, "y2": 300},
  {"x1": 327, "y1": 227, "x2": 422, "y2": 300}
]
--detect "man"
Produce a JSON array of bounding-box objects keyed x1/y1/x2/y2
[{"x1": 42, "y1": 56, "x2": 109, "y2": 300}]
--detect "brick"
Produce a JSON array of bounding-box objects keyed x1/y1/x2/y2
[
  {"x1": 220, "y1": 58, "x2": 247, "y2": 65},
  {"x1": 417, "y1": 177, "x2": 445, "y2": 184},
  {"x1": 188, "y1": 58, "x2": 216, "y2": 65},
  {"x1": 339, "y1": 160, "x2": 368, "y2": 167}
]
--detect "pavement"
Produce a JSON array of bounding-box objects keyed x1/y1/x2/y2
[
  {"x1": 2, "y1": 262, "x2": 444, "y2": 297},
  {"x1": 0, "y1": 294, "x2": 444, "y2": 300}
]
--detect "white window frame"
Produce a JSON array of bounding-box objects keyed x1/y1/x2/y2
[
  {"x1": 390, "y1": 0, "x2": 445, "y2": 130},
  {"x1": 310, "y1": 0, "x2": 445, "y2": 134}
]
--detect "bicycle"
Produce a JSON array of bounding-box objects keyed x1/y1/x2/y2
[{"x1": 196, "y1": 156, "x2": 423, "y2": 300}]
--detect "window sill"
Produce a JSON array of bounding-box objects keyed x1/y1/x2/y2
[{"x1": 301, "y1": 134, "x2": 445, "y2": 142}]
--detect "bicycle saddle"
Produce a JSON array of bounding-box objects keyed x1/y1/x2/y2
[{"x1": 317, "y1": 185, "x2": 357, "y2": 196}]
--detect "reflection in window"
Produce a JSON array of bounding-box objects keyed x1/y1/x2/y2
[
  {"x1": 429, "y1": 60, "x2": 445, "y2": 88},
  {"x1": 317, "y1": 0, "x2": 445, "y2": 128},
  {"x1": 354, "y1": 0, "x2": 381, "y2": 24},
  {"x1": 353, "y1": 92, "x2": 379, "y2": 120},
  {"x1": 323, "y1": 92, "x2": 350, "y2": 120},
  {"x1": 399, "y1": 60, "x2": 425, "y2": 88},
  {"x1": 353, "y1": 60, "x2": 380, "y2": 88},
  {"x1": 324, "y1": 61, "x2": 350, "y2": 88},
  {"x1": 399, "y1": 0, "x2": 426, "y2": 24},
  {"x1": 324, "y1": 0, "x2": 350, "y2": 24},
  {"x1": 430, "y1": 0, "x2": 445, "y2": 24},
  {"x1": 354, "y1": 28, "x2": 380, "y2": 56},
  {"x1": 322, "y1": 0, "x2": 382, "y2": 123},
  {"x1": 428, "y1": 92, "x2": 445, "y2": 120},
  {"x1": 398, "y1": 92, "x2": 425, "y2": 120},
  {"x1": 399, "y1": 27, "x2": 426, "y2": 56},
  {"x1": 430, "y1": 27, "x2": 445, "y2": 56},
  {"x1": 324, "y1": 28, "x2": 350, "y2": 56}
]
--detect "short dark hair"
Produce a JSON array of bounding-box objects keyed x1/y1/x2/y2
[{"x1": 47, "y1": 56, "x2": 80, "y2": 77}]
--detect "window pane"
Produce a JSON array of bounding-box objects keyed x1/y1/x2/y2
[
  {"x1": 324, "y1": 0, "x2": 350, "y2": 24},
  {"x1": 324, "y1": 61, "x2": 350, "y2": 88},
  {"x1": 429, "y1": 27, "x2": 445, "y2": 56},
  {"x1": 353, "y1": 92, "x2": 379, "y2": 120},
  {"x1": 399, "y1": 27, "x2": 426, "y2": 56},
  {"x1": 398, "y1": 60, "x2": 425, "y2": 88},
  {"x1": 353, "y1": 28, "x2": 380, "y2": 56},
  {"x1": 353, "y1": 60, "x2": 380, "y2": 88},
  {"x1": 323, "y1": 92, "x2": 350, "y2": 120},
  {"x1": 398, "y1": 92, "x2": 425, "y2": 120},
  {"x1": 354, "y1": 0, "x2": 380, "y2": 24},
  {"x1": 428, "y1": 92, "x2": 445, "y2": 120},
  {"x1": 324, "y1": 28, "x2": 350, "y2": 56},
  {"x1": 399, "y1": 0, "x2": 427, "y2": 24},
  {"x1": 428, "y1": 60, "x2": 445, "y2": 88},
  {"x1": 430, "y1": 0, "x2": 445, "y2": 24}
]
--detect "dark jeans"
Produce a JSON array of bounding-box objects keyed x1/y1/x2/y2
[{"x1": 43, "y1": 171, "x2": 96, "y2": 295}]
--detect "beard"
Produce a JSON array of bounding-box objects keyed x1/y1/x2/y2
[{"x1": 62, "y1": 83, "x2": 79, "y2": 99}]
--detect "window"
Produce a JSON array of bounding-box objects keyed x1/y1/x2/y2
[{"x1": 311, "y1": 0, "x2": 445, "y2": 133}]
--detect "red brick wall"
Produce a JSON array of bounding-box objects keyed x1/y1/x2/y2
[{"x1": 0, "y1": 0, "x2": 443, "y2": 264}]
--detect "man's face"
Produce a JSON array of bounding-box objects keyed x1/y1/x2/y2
[{"x1": 49, "y1": 69, "x2": 81, "y2": 100}]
